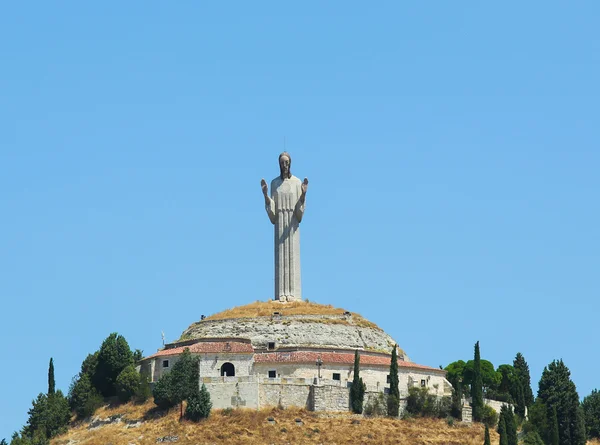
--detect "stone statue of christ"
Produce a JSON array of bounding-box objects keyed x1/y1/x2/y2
[{"x1": 261, "y1": 152, "x2": 309, "y2": 302}]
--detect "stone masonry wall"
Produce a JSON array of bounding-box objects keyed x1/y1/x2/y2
[
  {"x1": 204, "y1": 381, "x2": 259, "y2": 409},
  {"x1": 259, "y1": 382, "x2": 312, "y2": 409},
  {"x1": 312, "y1": 385, "x2": 350, "y2": 411}
]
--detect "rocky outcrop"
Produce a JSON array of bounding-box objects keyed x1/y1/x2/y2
[{"x1": 179, "y1": 314, "x2": 408, "y2": 359}]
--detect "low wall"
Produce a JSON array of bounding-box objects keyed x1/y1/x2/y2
[
  {"x1": 204, "y1": 381, "x2": 259, "y2": 409},
  {"x1": 259, "y1": 382, "x2": 312, "y2": 409},
  {"x1": 313, "y1": 385, "x2": 350, "y2": 411}
]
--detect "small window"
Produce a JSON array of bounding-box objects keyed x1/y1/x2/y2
[
  {"x1": 268, "y1": 370, "x2": 277, "y2": 378},
  {"x1": 268, "y1": 342, "x2": 276, "y2": 350},
  {"x1": 333, "y1": 373, "x2": 341, "y2": 381},
  {"x1": 384, "y1": 387, "x2": 390, "y2": 394},
  {"x1": 162, "y1": 360, "x2": 169, "y2": 368},
  {"x1": 387, "y1": 375, "x2": 391, "y2": 384},
  {"x1": 421, "y1": 379, "x2": 426, "y2": 387}
]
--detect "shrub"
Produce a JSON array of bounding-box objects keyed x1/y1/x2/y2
[
  {"x1": 134, "y1": 373, "x2": 152, "y2": 404},
  {"x1": 184, "y1": 385, "x2": 212, "y2": 421},
  {"x1": 68, "y1": 373, "x2": 103, "y2": 419},
  {"x1": 522, "y1": 431, "x2": 545, "y2": 445},
  {"x1": 405, "y1": 387, "x2": 451, "y2": 419},
  {"x1": 364, "y1": 393, "x2": 387, "y2": 417},
  {"x1": 152, "y1": 372, "x2": 176, "y2": 409},
  {"x1": 116, "y1": 365, "x2": 140, "y2": 403},
  {"x1": 481, "y1": 404, "x2": 499, "y2": 428}
]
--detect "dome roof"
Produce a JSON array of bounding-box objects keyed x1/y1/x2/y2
[{"x1": 178, "y1": 301, "x2": 409, "y2": 360}]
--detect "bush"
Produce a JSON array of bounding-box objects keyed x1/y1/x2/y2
[
  {"x1": 184, "y1": 385, "x2": 212, "y2": 421},
  {"x1": 522, "y1": 431, "x2": 545, "y2": 445},
  {"x1": 116, "y1": 365, "x2": 140, "y2": 403},
  {"x1": 364, "y1": 393, "x2": 387, "y2": 417},
  {"x1": 135, "y1": 373, "x2": 152, "y2": 404},
  {"x1": 405, "y1": 387, "x2": 451, "y2": 419},
  {"x1": 481, "y1": 404, "x2": 499, "y2": 428},
  {"x1": 68, "y1": 373, "x2": 103, "y2": 419},
  {"x1": 152, "y1": 372, "x2": 176, "y2": 409}
]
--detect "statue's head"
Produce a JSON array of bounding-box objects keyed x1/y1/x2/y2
[{"x1": 279, "y1": 152, "x2": 292, "y2": 179}]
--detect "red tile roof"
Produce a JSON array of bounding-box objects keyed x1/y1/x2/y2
[
  {"x1": 146, "y1": 341, "x2": 254, "y2": 359},
  {"x1": 253, "y1": 351, "x2": 444, "y2": 373}
]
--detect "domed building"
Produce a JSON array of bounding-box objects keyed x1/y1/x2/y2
[{"x1": 139, "y1": 300, "x2": 451, "y2": 412}]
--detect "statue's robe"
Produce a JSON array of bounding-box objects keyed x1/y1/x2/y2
[{"x1": 265, "y1": 175, "x2": 305, "y2": 301}]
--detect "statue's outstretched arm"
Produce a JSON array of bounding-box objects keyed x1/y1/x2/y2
[
  {"x1": 262, "y1": 178, "x2": 276, "y2": 225},
  {"x1": 294, "y1": 177, "x2": 308, "y2": 222}
]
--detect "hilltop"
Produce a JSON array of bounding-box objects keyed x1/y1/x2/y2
[{"x1": 51, "y1": 399, "x2": 497, "y2": 445}]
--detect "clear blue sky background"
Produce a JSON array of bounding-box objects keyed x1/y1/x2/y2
[{"x1": 1, "y1": 2, "x2": 599, "y2": 439}]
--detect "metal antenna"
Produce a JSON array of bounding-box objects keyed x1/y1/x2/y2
[{"x1": 161, "y1": 331, "x2": 165, "y2": 347}]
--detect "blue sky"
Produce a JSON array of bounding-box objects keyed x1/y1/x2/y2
[{"x1": 1, "y1": 2, "x2": 599, "y2": 439}]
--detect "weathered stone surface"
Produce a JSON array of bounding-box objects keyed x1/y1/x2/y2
[{"x1": 181, "y1": 314, "x2": 407, "y2": 357}]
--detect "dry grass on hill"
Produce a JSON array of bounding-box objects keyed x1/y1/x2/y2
[
  {"x1": 203, "y1": 300, "x2": 379, "y2": 329},
  {"x1": 52, "y1": 399, "x2": 499, "y2": 445}
]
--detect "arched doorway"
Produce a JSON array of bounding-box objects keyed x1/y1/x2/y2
[{"x1": 220, "y1": 362, "x2": 235, "y2": 377}]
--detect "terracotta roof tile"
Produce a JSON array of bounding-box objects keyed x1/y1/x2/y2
[
  {"x1": 146, "y1": 341, "x2": 254, "y2": 359},
  {"x1": 253, "y1": 351, "x2": 444, "y2": 373}
]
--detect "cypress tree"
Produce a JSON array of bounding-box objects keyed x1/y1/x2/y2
[
  {"x1": 350, "y1": 350, "x2": 365, "y2": 414},
  {"x1": 387, "y1": 345, "x2": 400, "y2": 417},
  {"x1": 471, "y1": 341, "x2": 484, "y2": 422},
  {"x1": 549, "y1": 405, "x2": 559, "y2": 445},
  {"x1": 48, "y1": 357, "x2": 55, "y2": 395},
  {"x1": 498, "y1": 414, "x2": 508, "y2": 445},
  {"x1": 505, "y1": 405, "x2": 518, "y2": 445},
  {"x1": 538, "y1": 359, "x2": 586, "y2": 445},
  {"x1": 513, "y1": 353, "x2": 534, "y2": 408},
  {"x1": 451, "y1": 380, "x2": 463, "y2": 420},
  {"x1": 484, "y1": 424, "x2": 491, "y2": 445}
]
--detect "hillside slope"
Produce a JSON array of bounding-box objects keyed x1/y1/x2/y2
[{"x1": 51, "y1": 400, "x2": 498, "y2": 445}]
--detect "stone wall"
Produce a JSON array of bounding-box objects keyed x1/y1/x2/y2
[
  {"x1": 312, "y1": 385, "x2": 350, "y2": 411},
  {"x1": 259, "y1": 381, "x2": 312, "y2": 409},
  {"x1": 203, "y1": 381, "x2": 259, "y2": 409}
]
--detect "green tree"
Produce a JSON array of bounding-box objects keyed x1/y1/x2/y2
[
  {"x1": 1, "y1": 438, "x2": 7, "y2": 445},
  {"x1": 522, "y1": 431, "x2": 545, "y2": 445},
  {"x1": 93, "y1": 333, "x2": 134, "y2": 397},
  {"x1": 153, "y1": 348, "x2": 200, "y2": 410},
  {"x1": 537, "y1": 359, "x2": 586, "y2": 445},
  {"x1": 47, "y1": 359, "x2": 55, "y2": 396},
  {"x1": 496, "y1": 364, "x2": 515, "y2": 396},
  {"x1": 582, "y1": 389, "x2": 600, "y2": 438},
  {"x1": 483, "y1": 424, "x2": 491, "y2": 445},
  {"x1": 68, "y1": 373, "x2": 103, "y2": 419},
  {"x1": 135, "y1": 373, "x2": 152, "y2": 404},
  {"x1": 498, "y1": 414, "x2": 508, "y2": 445},
  {"x1": 81, "y1": 352, "x2": 99, "y2": 379},
  {"x1": 523, "y1": 400, "x2": 548, "y2": 440},
  {"x1": 513, "y1": 353, "x2": 534, "y2": 407},
  {"x1": 464, "y1": 359, "x2": 501, "y2": 394},
  {"x1": 21, "y1": 389, "x2": 70, "y2": 443},
  {"x1": 471, "y1": 341, "x2": 484, "y2": 422},
  {"x1": 349, "y1": 350, "x2": 365, "y2": 414},
  {"x1": 44, "y1": 391, "x2": 70, "y2": 439},
  {"x1": 444, "y1": 360, "x2": 466, "y2": 392},
  {"x1": 184, "y1": 384, "x2": 212, "y2": 421},
  {"x1": 133, "y1": 349, "x2": 143, "y2": 362},
  {"x1": 22, "y1": 394, "x2": 47, "y2": 441},
  {"x1": 549, "y1": 405, "x2": 560, "y2": 445},
  {"x1": 387, "y1": 345, "x2": 400, "y2": 417},
  {"x1": 116, "y1": 365, "x2": 141, "y2": 403},
  {"x1": 501, "y1": 405, "x2": 518, "y2": 445},
  {"x1": 451, "y1": 380, "x2": 462, "y2": 420}
]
